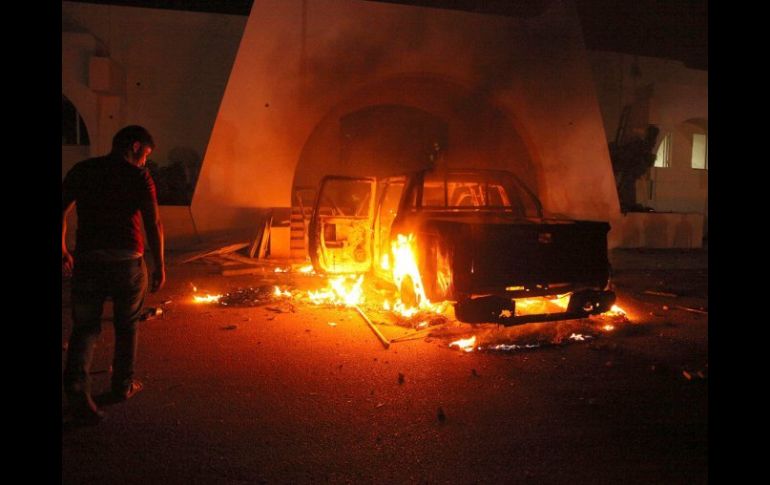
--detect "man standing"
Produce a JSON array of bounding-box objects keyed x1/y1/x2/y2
[{"x1": 62, "y1": 125, "x2": 165, "y2": 424}]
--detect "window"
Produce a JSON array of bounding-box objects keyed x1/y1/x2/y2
[
  {"x1": 62, "y1": 95, "x2": 90, "y2": 146},
  {"x1": 419, "y1": 170, "x2": 540, "y2": 218},
  {"x1": 691, "y1": 133, "x2": 708, "y2": 170},
  {"x1": 654, "y1": 133, "x2": 671, "y2": 168}
]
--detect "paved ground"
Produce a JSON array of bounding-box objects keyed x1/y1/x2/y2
[{"x1": 61, "y1": 248, "x2": 707, "y2": 484}]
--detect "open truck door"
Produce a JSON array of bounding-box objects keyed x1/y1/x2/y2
[{"x1": 308, "y1": 176, "x2": 376, "y2": 274}]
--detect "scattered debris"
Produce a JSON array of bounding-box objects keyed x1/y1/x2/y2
[
  {"x1": 674, "y1": 305, "x2": 708, "y2": 315},
  {"x1": 483, "y1": 342, "x2": 541, "y2": 352},
  {"x1": 682, "y1": 370, "x2": 692, "y2": 380},
  {"x1": 568, "y1": 333, "x2": 591, "y2": 342},
  {"x1": 354, "y1": 305, "x2": 390, "y2": 349},
  {"x1": 644, "y1": 290, "x2": 678, "y2": 298},
  {"x1": 265, "y1": 303, "x2": 295, "y2": 313},
  {"x1": 662, "y1": 305, "x2": 670, "y2": 311},
  {"x1": 162, "y1": 299, "x2": 172, "y2": 305},
  {"x1": 219, "y1": 286, "x2": 281, "y2": 307},
  {"x1": 180, "y1": 242, "x2": 250, "y2": 264},
  {"x1": 328, "y1": 322, "x2": 337, "y2": 327},
  {"x1": 248, "y1": 212, "x2": 273, "y2": 259},
  {"x1": 221, "y1": 266, "x2": 268, "y2": 277},
  {"x1": 140, "y1": 307, "x2": 163, "y2": 321},
  {"x1": 437, "y1": 407, "x2": 446, "y2": 423},
  {"x1": 389, "y1": 328, "x2": 433, "y2": 343},
  {"x1": 376, "y1": 402, "x2": 385, "y2": 409}
]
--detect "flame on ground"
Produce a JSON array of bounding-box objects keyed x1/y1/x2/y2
[
  {"x1": 308, "y1": 275, "x2": 364, "y2": 307},
  {"x1": 193, "y1": 294, "x2": 223, "y2": 303},
  {"x1": 449, "y1": 335, "x2": 477, "y2": 352},
  {"x1": 274, "y1": 286, "x2": 292, "y2": 297},
  {"x1": 604, "y1": 304, "x2": 626, "y2": 316}
]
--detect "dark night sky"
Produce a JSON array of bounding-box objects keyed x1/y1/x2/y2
[{"x1": 67, "y1": 0, "x2": 707, "y2": 70}]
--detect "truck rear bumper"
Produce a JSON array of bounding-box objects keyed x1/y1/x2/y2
[{"x1": 454, "y1": 290, "x2": 616, "y2": 325}]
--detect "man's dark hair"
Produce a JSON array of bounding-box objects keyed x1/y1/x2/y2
[{"x1": 112, "y1": 125, "x2": 156, "y2": 154}]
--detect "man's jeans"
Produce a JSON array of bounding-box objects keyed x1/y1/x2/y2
[{"x1": 63, "y1": 258, "x2": 148, "y2": 397}]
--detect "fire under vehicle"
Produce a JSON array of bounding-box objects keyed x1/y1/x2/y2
[{"x1": 308, "y1": 168, "x2": 616, "y2": 324}]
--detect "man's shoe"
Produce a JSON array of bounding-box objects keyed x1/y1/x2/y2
[{"x1": 111, "y1": 379, "x2": 144, "y2": 401}]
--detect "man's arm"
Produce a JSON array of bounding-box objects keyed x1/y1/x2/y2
[
  {"x1": 62, "y1": 200, "x2": 75, "y2": 274},
  {"x1": 142, "y1": 201, "x2": 165, "y2": 293},
  {"x1": 62, "y1": 167, "x2": 78, "y2": 275}
]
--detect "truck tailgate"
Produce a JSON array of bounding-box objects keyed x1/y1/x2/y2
[{"x1": 423, "y1": 218, "x2": 610, "y2": 295}]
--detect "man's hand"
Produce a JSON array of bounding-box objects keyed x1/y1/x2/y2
[
  {"x1": 62, "y1": 250, "x2": 74, "y2": 276},
  {"x1": 151, "y1": 266, "x2": 166, "y2": 293}
]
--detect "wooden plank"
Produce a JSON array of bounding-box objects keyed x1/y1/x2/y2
[
  {"x1": 180, "y1": 242, "x2": 250, "y2": 264},
  {"x1": 220, "y1": 252, "x2": 274, "y2": 266},
  {"x1": 248, "y1": 220, "x2": 266, "y2": 259},
  {"x1": 206, "y1": 255, "x2": 241, "y2": 266},
  {"x1": 221, "y1": 265, "x2": 272, "y2": 276},
  {"x1": 258, "y1": 216, "x2": 272, "y2": 259}
]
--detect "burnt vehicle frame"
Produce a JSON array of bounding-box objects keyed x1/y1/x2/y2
[{"x1": 308, "y1": 168, "x2": 615, "y2": 324}]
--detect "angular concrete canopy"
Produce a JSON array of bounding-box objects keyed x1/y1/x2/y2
[{"x1": 192, "y1": 0, "x2": 620, "y2": 244}]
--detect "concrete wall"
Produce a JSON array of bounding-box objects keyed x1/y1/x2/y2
[
  {"x1": 62, "y1": 1, "x2": 247, "y2": 169},
  {"x1": 588, "y1": 51, "x2": 708, "y2": 243},
  {"x1": 613, "y1": 212, "x2": 704, "y2": 249},
  {"x1": 193, "y1": 0, "x2": 620, "y2": 242}
]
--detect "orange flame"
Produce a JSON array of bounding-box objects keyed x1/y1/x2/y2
[
  {"x1": 388, "y1": 234, "x2": 445, "y2": 317},
  {"x1": 549, "y1": 293, "x2": 571, "y2": 309},
  {"x1": 308, "y1": 275, "x2": 364, "y2": 307},
  {"x1": 449, "y1": 335, "x2": 477, "y2": 352},
  {"x1": 605, "y1": 304, "x2": 626, "y2": 316},
  {"x1": 274, "y1": 286, "x2": 292, "y2": 297},
  {"x1": 193, "y1": 294, "x2": 222, "y2": 303}
]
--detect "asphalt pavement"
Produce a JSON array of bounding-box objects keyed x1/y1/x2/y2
[{"x1": 61, "y1": 248, "x2": 708, "y2": 484}]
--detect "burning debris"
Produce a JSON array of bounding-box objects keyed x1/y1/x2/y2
[
  {"x1": 483, "y1": 342, "x2": 541, "y2": 352},
  {"x1": 139, "y1": 307, "x2": 163, "y2": 321},
  {"x1": 440, "y1": 315, "x2": 624, "y2": 353},
  {"x1": 193, "y1": 293, "x2": 223, "y2": 304},
  {"x1": 186, "y1": 246, "x2": 633, "y2": 352},
  {"x1": 449, "y1": 336, "x2": 477, "y2": 352},
  {"x1": 219, "y1": 286, "x2": 286, "y2": 307}
]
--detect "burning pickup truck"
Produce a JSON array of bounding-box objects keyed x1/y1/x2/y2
[{"x1": 308, "y1": 168, "x2": 615, "y2": 324}]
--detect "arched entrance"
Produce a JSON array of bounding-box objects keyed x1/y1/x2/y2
[
  {"x1": 62, "y1": 94, "x2": 91, "y2": 179},
  {"x1": 289, "y1": 74, "x2": 540, "y2": 258}
]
